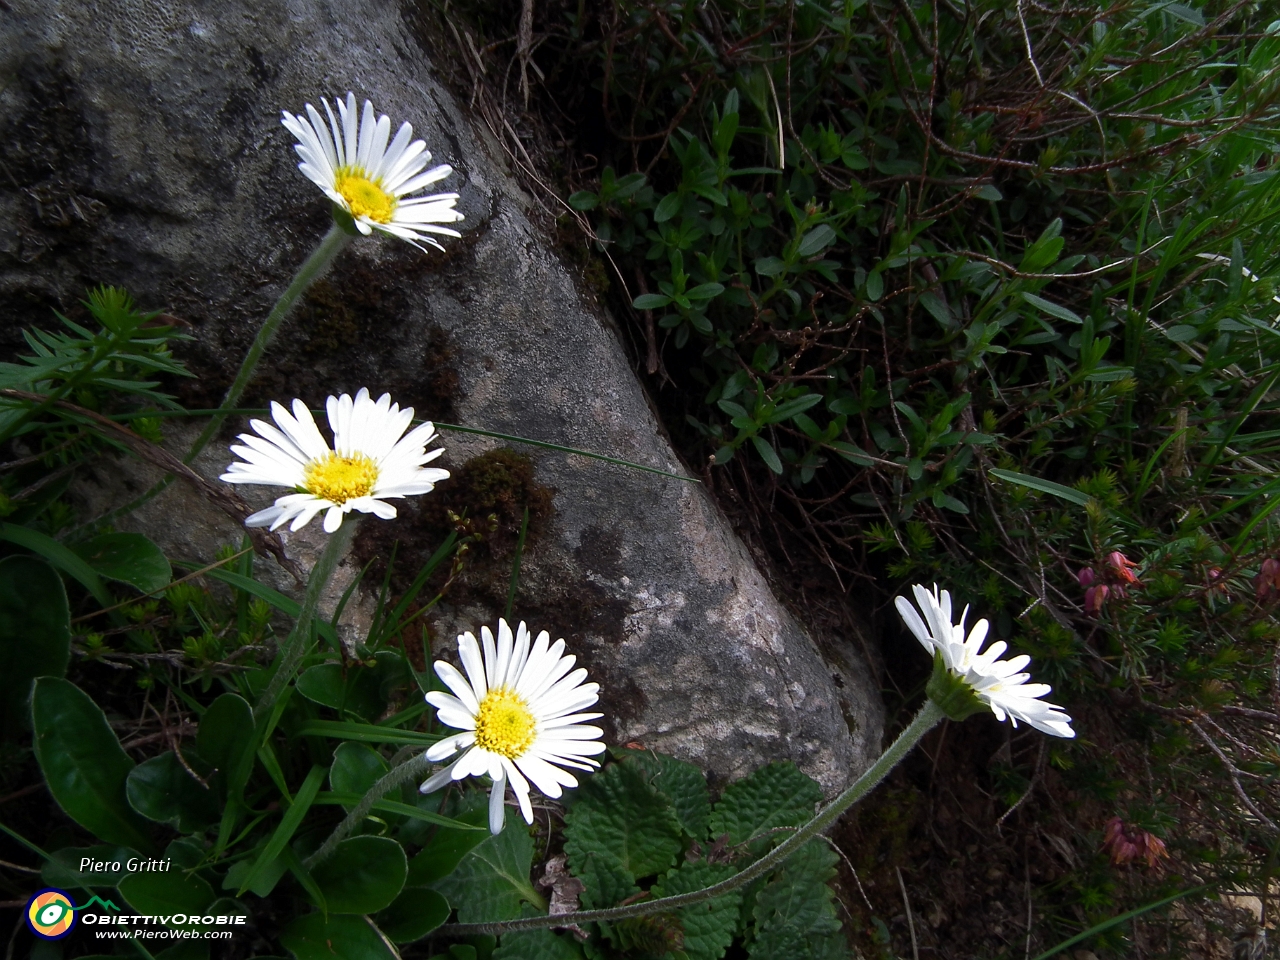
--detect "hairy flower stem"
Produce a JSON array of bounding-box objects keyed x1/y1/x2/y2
[
  {"x1": 253, "y1": 518, "x2": 357, "y2": 723},
  {"x1": 74, "y1": 225, "x2": 355, "y2": 538},
  {"x1": 305, "y1": 754, "x2": 434, "y2": 869},
  {"x1": 442, "y1": 699, "x2": 947, "y2": 937},
  {"x1": 186, "y1": 224, "x2": 353, "y2": 464}
]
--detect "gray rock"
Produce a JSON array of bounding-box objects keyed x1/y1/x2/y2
[{"x1": 0, "y1": 0, "x2": 882, "y2": 792}]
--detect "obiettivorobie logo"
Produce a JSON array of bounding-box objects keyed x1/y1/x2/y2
[{"x1": 25, "y1": 889, "x2": 120, "y2": 940}]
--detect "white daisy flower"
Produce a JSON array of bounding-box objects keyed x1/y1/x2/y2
[
  {"x1": 220, "y1": 387, "x2": 449, "y2": 534},
  {"x1": 281, "y1": 92, "x2": 464, "y2": 251},
  {"x1": 896, "y1": 583, "x2": 1075, "y2": 739},
  {"x1": 420, "y1": 619, "x2": 607, "y2": 834}
]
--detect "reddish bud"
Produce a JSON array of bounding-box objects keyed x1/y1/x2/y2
[
  {"x1": 1102, "y1": 817, "x2": 1169, "y2": 870},
  {"x1": 1077, "y1": 567, "x2": 1096, "y2": 587},
  {"x1": 1256, "y1": 558, "x2": 1280, "y2": 601},
  {"x1": 1085, "y1": 584, "x2": 1109, "y2": 615},
  {"x1": 1107, "y1": 551, "x2": 1142, "y2": 585}
]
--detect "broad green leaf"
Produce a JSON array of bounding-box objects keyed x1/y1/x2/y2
[
  {"x1": 633, "y1": 293, "x2": 673, "y2": 310},
  {"x1": 406, "y1": 804, "x2": 491, "y2": 886},
  {"x1": 223, "y1": 847, "x2": 289, "y2": 898},
  {"x1": 311, "y1": 836, "x2": 407, "y2": 914},
  {"x1": 330, "y1": 742, "x2": 387, "y2": 803},
  {"x1": 754, "y1": 257, "x2": 786, "y2": 277},
  {"x1": 748, "y1": 839, "x2": 844, "y2": 960},
  {"x1": 72, "y1": 533, "x2": 171, "y2": 593},
  {"x1": 1021, "y1": 292, "x2": 1082, "y2": 324},
  {"x1": 1, "y1": 523, "x2": 112, "y2": 606},
  {"x1": 433, "y1": 813, "x2": 543, "y2": 922},
  {"x1": 493, "y1": 926, "x2": 586, "y2": 960},
  {"x1": 797, "y1": 224, "x2": 836, "y2": 258},
  {"x1": 196, "y1": 693, "x2": 255, "y2": 794},
  {"x1": 572, "y1": 846, "x2": 639, "y2": 909},
  {"x1": 653, "y1": 860, "x2": 742, "y2": 960},
  {"x1": 0, "y1": 555, "x2": 70, "y2": 736},
  {"x1": 280, "y1": 914, "x2": 399, "y2": 960},
  {"x1": 126, "y1": 752, "x2": 219, "y2": 832},
  {"x1": 31, "y1": 677, "x2": 153, "y2": 851},
  {"x1": 987, "y1": 468, "x2": 1090, "y2": 506},
  {"x1": 567, "y1": 191, "x2": 599, "y2": 211},
  {"x1": 619, "y1": 751, "x2": 710, "y2": 839},
  {"x1": 119, "y1": 868, "x2": 216, "y2": 926},
  {"x1": 864, "y1": 271, "x2": 884, "y2": 301},
  {"x1": 296, "y1": 662, "x2": 385, "y2": 719},
  {"x1": 976, "y1": 184, "x2": 1003, "y2": 201},
  {"x1": 41, "y1": 845, "x2": 138, "y2": 888},
  {"x1": 687, "y1": 282, "x2": 725, "y2": 301},
  {"x1": 708, "y1": 762, "x2": 822, "y2": 848},
  {"x1": 563, "y1": 762, "x2": 682, "y2": 894},
  {"x1": 375, "y1": 887, "x2": 450, "y2": 943},
  {"x1": 769, "y1": 394, "x2": 823, "y2": 424}
]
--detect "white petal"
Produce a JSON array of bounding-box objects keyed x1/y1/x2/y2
[{"x1": 489, "y1": 774, "x2": 508, "y2": 834}]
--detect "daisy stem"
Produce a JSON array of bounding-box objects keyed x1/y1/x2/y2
[
  {"x1": 441, "y1": 699, "x2": 948, "y2": 937},
  {"x1": 185, "y1": 223, "x2": 354, "y2": 464},
  {"x1": 254, "y1": 518, "x2": 358, "y2": 723},
  {"x1": 305, "y1": 754, "x2": 434, "y2": 869}
]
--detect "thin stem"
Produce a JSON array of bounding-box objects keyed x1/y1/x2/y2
[
  {"x1": 253, "y1": 518, "x2": 358, "y2": 723},
  {"x1": 187, "y1": 224, "x2": 353, "y2": 463},
  {"x1": 442, "y1": 699, "x2": 947, "y2": 937},
  {"x1": 305, "y1": 754, "x2": 433, "y2": 869}
]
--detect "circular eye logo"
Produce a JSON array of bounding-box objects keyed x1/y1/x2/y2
[{"x1": 26, "y1": 889, "x2": 76, "y2": 940}]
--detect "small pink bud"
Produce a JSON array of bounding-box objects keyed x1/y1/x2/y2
[
  {"x1": 1107, "y1": 551, "x2": 1141, "y2": 585},
  {"x1": 1078, "y1": 567, "x2": 1096, "y2": 587},
  {"x1": 1085, "y1": 584, "x2": 1109, "y2": 615}
]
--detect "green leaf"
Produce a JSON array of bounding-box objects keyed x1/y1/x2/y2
[
  {"x1": 71, "y1": 533, "x2": 171, "y2": 594},
  {"x1": 0, "y1": 555, "x2": 70, "y2": 736},
  {"x1": 41, "y1": 845, "x2": 138, "y2": 888},
  {"x1": 976, "y1": 184, "x2": 1003, "y2": 201},
  {"x1": 314, "y1": 793, "x2": 488, "y2": 830},
  {"x1": 1021, "y1": 292, "x2": 1082, "y2": 324},
  {"x1": 196, "y1": 693, "x2": 255, "y2": 793},
  {"x1": 654, "y1": 192, "x2": 683, "y2": 223},
  {"x1": 297, "y1": 663, "x2": 385, "y2": 720},
  {"x1": 296, "y1": 719, "x2": 440, "y2": 746},
  {"x1": 751, "y1": 436, "x2": 783, "y2": 474},
  {"x1": 126, "y1": 752, "x2": 219, "y2": 833},
  {"x1": 311, "y1": 836, "x2": 407, "y2": 914},
  {"x1": 754, "y1": 257, "x2": 786, "y2": 277},
  {"x1": 633, "y1": 293, "x2": 673, "y2": 310},
  {"x1": 864, "y1": 271, "x2": 884, "y2": 301},
  {"x1": 797, "y1": 224, "x2": 837, "y2": 258},
  {"x1": 31, "y1": 677, "x2": 153, "y2": 851},
  {"x1": 118, "y1": 868, "x2": 216, "y2": 925},
  {"x1": 769, "y1": 394, "x2": 823, "y2": 423},
  {"x1": 330, "y1": 742, "x2": 388, "y2": 803},
  {"x1": 917, "y1": 292, "x2": 954, "y2": 329},
  {"x1": 619, "y1": 751, "x2": 710, "y2": 839},
  {"x1": 653, "y1": 860, "x2": 742, "y2": 960},
  {"x1": 573, "y1": 847, "x2": 638, "y2": 909},
  {"x1": 434, "y1": 814, "x2": 544, "y2": 922},
  {"x1": 223, "y1": 847, "x2": 289, "y2": 898},
  {"x1": 748, "y1": 839, "x2": 844, "y2": 959},
  {"x1": 563, "y1": 762, "x2": 682, "y2": 900},
  {"x1": 1, "y1": 523, "x2": 112, "y2": 606},
  {"x1": 567, "y1": 191, "x2": 599, "y2": 211},
  {"x1": 375, "y1": 887, "x2": 450, "y2": 943},
  {"x1": 687, "y1": 282, "x2": 726, "y2": 301},
  {"x1": 406, "y1": 804, "x2": 491, "y2": 886},
  {"x1": 238, "y1": 765, "x2": 326, "y2": 896},
  {"x1": 493, "y1": 927, "x2": 586, "y2": 960},
  {"x1": 987, "y1": 468, "x2": 1090, "y2": 506},
  {"x1": 194, "y1": 566, "x2": 339, "y2": 648},
  {"x1": 280, "y1": 914, "x2": 399, "y2": 960},
  {"x1": 708, "y1": 762, "x2": 822, "y2": 848}
]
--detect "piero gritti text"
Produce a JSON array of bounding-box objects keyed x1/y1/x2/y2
[{"x1": 80, "y1": 856, "x2": 173, "y2": 874}]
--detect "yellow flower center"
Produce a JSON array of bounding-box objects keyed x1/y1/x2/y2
[
  {"x1": 474, "y1": 686, "x2": 537, "y2": 759},
  {"x1": 334, "y1": 167, "x2": 397, "y2": 223},
  {"x1": 303, "y1": 452, "x2": 379, "y2": 505}
]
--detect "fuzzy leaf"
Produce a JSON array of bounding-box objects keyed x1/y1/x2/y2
[
  {"x1": 280, "y1": 914, "x2": 398, "y2": 960},
  {"x1": 653, "y1": 860, "x2": 742, "y2": 960},
  {"x1": 748, "y1": 840, "x2": 845, "y2": 960},
  {"x1": 564, "y1": 761, "x2": 683, "y2": 897},
  {"x1": 433, "y1": 813, "x2": 542, "y2": 922},
  {"x1": 493, "y1": 925, "x2": 586, "y2": 960},
  {"x1": 709, "y1": 762, "x2": 822, "y2": 848},
  {"x1": 620, "y1": 751, "x2": 711, "y2": 840}
]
